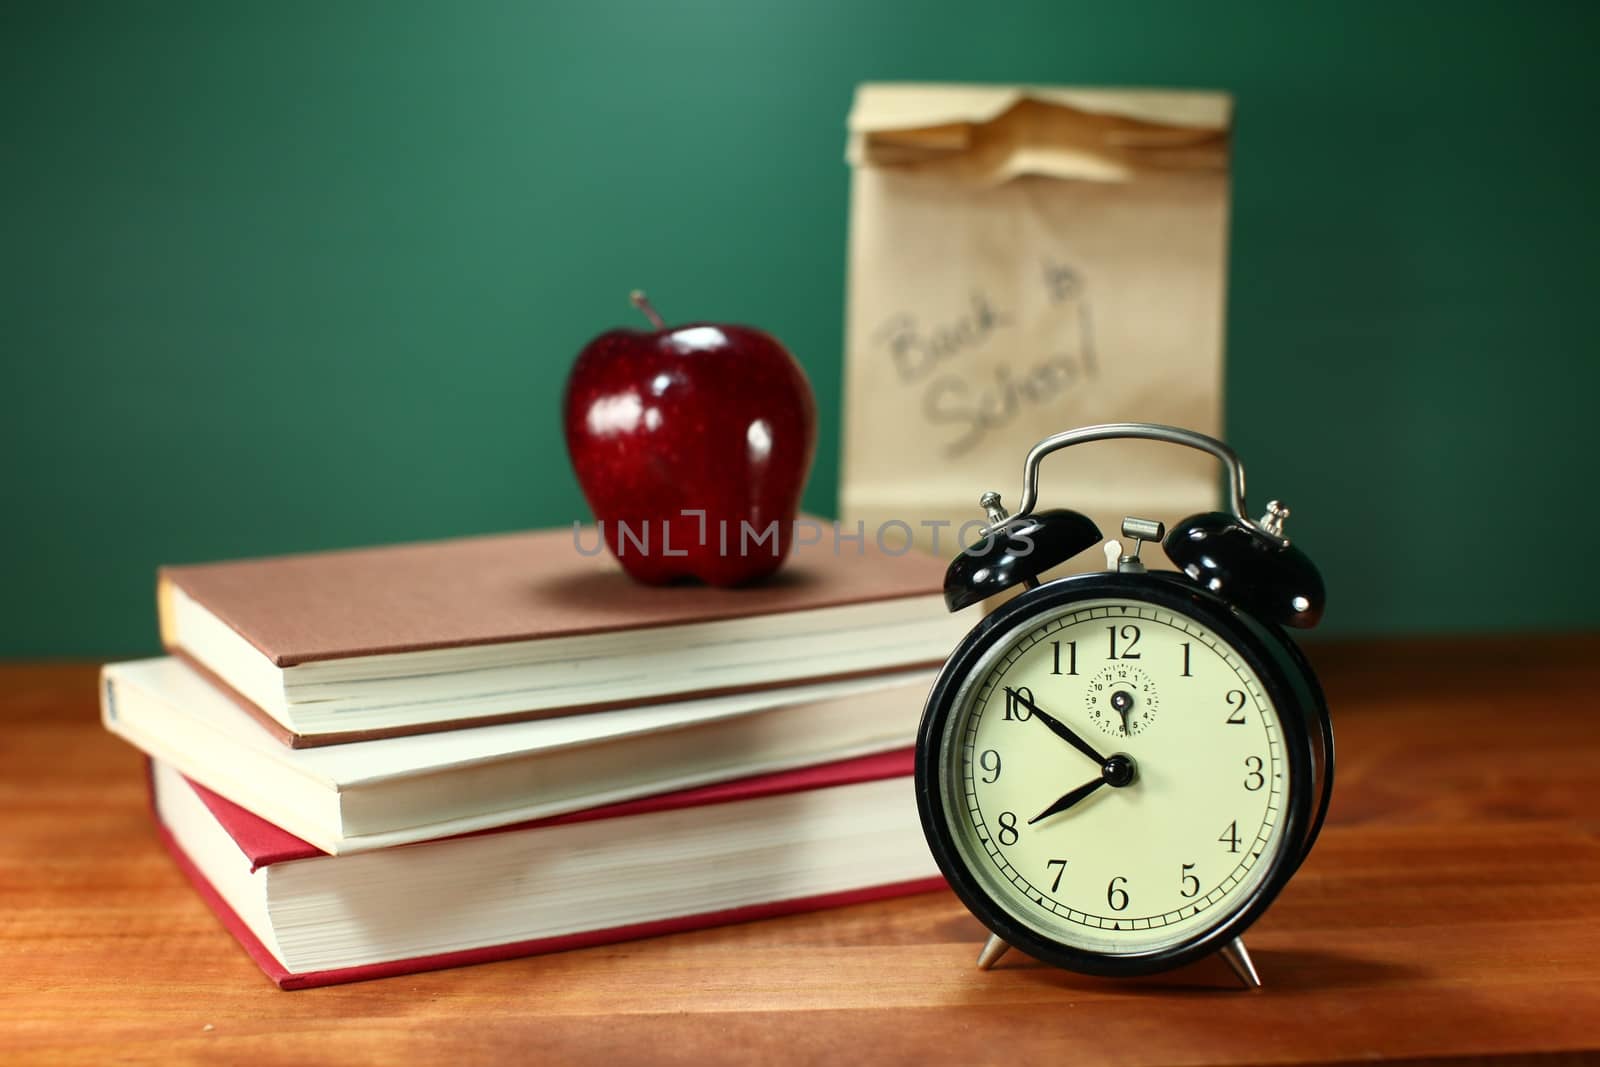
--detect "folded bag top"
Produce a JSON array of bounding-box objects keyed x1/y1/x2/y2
[{"x1": 847, "y1": 83, "x2": 1232, "y2": 185}]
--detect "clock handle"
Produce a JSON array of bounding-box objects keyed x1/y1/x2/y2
[{"x1": 1011, "y1": 422, "x2": 1280, "y2": 544}]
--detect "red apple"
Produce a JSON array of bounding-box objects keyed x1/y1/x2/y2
[{"x1": 563, "y1": 292, "x2": 817, "y2": 585}]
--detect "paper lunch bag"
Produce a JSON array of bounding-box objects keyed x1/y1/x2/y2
[{"x1": 841, "y1": 83, "x2": 1233, "y2": 561}]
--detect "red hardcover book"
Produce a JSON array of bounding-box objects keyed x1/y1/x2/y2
[{"x1": 151, "y1": 749, "x2": 943, "y2": 989}]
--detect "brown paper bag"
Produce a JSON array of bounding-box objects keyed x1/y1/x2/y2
[{"x1": 841, "y1": 83, "x2": 1233, "y2": 561}]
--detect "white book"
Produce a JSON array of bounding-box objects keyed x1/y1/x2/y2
[{"x1": 103, "y1": 657, "x2": 935, "y2": 854}]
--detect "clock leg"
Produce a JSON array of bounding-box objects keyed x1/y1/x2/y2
[
  {"x1": 1219, "y1": 937, "x2": 1262, "y2": 990},
  {"x1": 976, "y1": 933, "x2": 1011, "y2": 970}
]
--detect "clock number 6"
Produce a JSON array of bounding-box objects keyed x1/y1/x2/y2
[
  {"x1": 1106, "y1": 876, "x2": 1130, "y2": 912},
  {"x1": 1244, "y1": 756, "x2": 1266, "y2": 791}
]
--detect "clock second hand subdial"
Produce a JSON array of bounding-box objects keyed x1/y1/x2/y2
[
  {"x1": 1005, "y1": 687, "x2": 1106, "y2": 765},
  {"x1": 1110, "y1": 689, "x2": 1133, "y2": 735}
]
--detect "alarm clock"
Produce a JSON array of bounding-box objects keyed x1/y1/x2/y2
[{"x1": 915, "y1": 423, "x2": 1333, "y2": 989}]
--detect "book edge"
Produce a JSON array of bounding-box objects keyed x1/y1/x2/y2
[
  {"x1": 160, "y1": 530, "x2": 947, "y2": 669},
  {"x1": 170, "y1": 644, "x2": 945, "y2": 748},
  {"x1": 187, "y1": 746, "x2": 920, "y2": 868},
  {"x1": 154, "y1": 806, "x2": 945, "y2": 990},
  {"x1": 169, "y1": 650, "x2": 303, "y2": 746}
]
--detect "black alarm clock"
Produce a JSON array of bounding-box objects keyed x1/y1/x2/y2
[{"x1": 915, "y1": 423, "x2": 1332, "y2": 989}]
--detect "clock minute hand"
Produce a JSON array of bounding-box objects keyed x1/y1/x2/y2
[{"x1": 1006, "y1": 688, "x2": 1107, "y2": 765}]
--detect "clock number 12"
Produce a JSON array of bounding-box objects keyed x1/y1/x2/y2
[{"x1": 1106, "y1": 625, "x2": 1141, "y2": 660}]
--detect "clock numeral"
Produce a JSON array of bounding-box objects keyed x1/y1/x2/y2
[
  {"x1": 1106, "y1": 876, "x2": 1130, "y2": 912},
  {"x1": 978, "y1": 749, "x2": 1002, "y2": 784},
  {"x1": 1219, "y1": 819, "x2": 1241, "y2": 853},
  {"x1": 1002, "y1": 686, "x2": 1034, "y2": 721},
  {"x1": 1180, "y1": 642, "x2": 1193, "y2": 677},
  {"x1": 1244, "y1": 756, "x2": 1265, "y2": 791},
  {"x1": 997, "y1": 811, "x2": 1020, "y2": 846},
  {"x1": 1050, "y1": 640, "x2": 1078, "y2": 676},
  {"x1": 1180, "y1": 862, "x2": 1201, "y2": 898},
  {"x1": 1106, "y1": 624, "x2": 1142, "y2": 660},
  {"x1": 1046, "y1": 858, "x2": 1068, "y2": 892},
  {"x1": 1226, "y1": 689, "x2": 1247, "y2": 725}
]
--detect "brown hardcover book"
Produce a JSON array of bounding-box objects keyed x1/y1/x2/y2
[{"x1": 158, "y1": 526, "x2": 970, "y2": 746}]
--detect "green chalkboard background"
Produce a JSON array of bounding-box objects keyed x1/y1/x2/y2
[{"x1": 4, "y1": 1, "x2": 1597, "y2": 656}]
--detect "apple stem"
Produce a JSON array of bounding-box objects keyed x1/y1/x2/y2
[{"x1": 630, "y1": 290, "x2": 666, "y2": 330}]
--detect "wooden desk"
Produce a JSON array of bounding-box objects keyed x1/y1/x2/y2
[{"x1": 2, "y1": 641, "x2": 1598, "y2": 1065}]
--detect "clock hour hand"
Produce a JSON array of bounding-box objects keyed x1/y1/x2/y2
[
  {"x1": 1028, "y1": 753, "x2": 1138, "y2": 825},
  {"x1": 1028, "y1": 776, "x2": 1106, "y2": 825},
  {"x1": 1005, "y1": 687, "x2": 1107, "y2": 765}
]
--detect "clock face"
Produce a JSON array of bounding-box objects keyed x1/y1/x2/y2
[{"x1": 936, "y1": 596, "x2": 1290, "y2": 958}]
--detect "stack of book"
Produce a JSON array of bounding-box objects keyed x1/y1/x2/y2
[{"x1": 102, "y1": 528, "x2": 969, "y2": 988}]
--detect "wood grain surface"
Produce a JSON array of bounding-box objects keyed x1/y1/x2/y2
[{"x1": 2, "y1": 640, "x2": 1598, "y2": 1065}]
